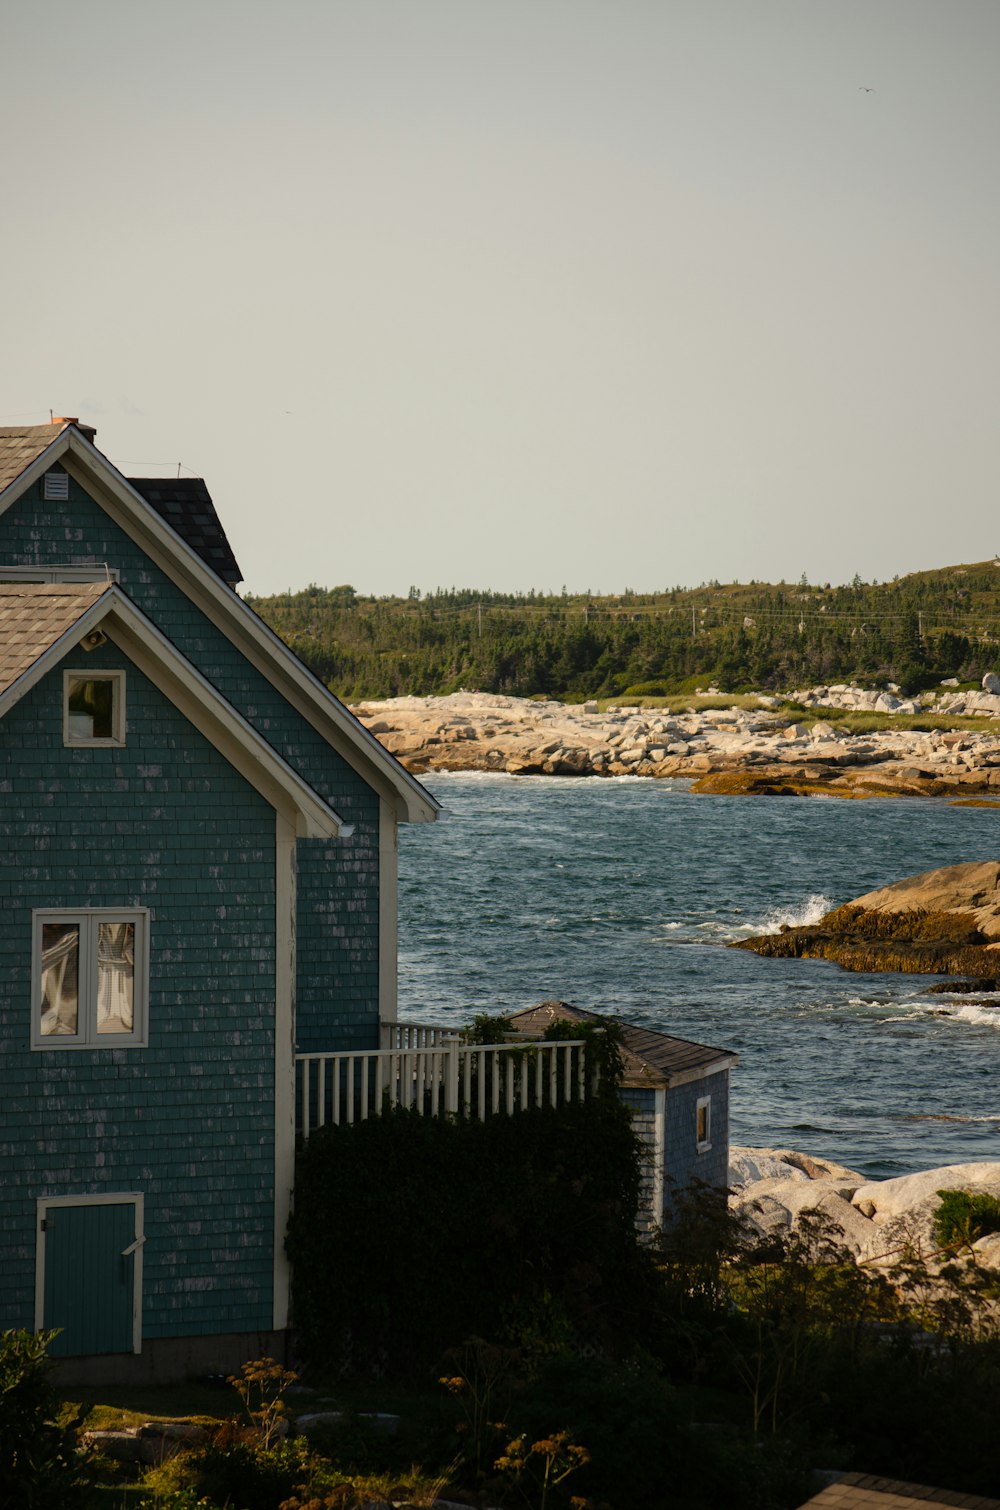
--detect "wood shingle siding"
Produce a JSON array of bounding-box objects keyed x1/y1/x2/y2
[
  {"x1": 1, "y1": 478, "x2": 382, "y2": 1051},
  {"x1": 0, "y1": 645, "x2": 277, "y2": 1337}
]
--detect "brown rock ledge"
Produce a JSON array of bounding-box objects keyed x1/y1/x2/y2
[{"x1": 732, "y1": 861, "x2": 1000, "y2": 977}]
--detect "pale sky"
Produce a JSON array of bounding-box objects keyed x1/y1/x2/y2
[{"x1": 3, "y1": 1, "x2": 998, "y2": 597}]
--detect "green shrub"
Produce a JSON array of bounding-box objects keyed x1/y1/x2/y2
[
  {"x1": 288, "y1": 1098, "x2": 654, "y2": 1375},
  {"x1": 933, "y1": 1189, "x2": 1000, "y2": 1251},
  {"x1": 0, "y1": 1329, "x2": 84, "y2": 1509},
  {"x1": 187, "y1": 1431, "x2": 332, "y2": 1510}
]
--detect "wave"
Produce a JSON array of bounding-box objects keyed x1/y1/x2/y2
[
  {"x1": 898, "y1": 1111, "x2": 1000, "y2": 1124},
  {"x1": 754, "y1": 894, "x2": 833, "y2": 935},
  {"x1": 655, "y1": 895, "x2": 834, "y2": 944},
  {"x1": 948, "y1": 1001, "x2": 1000, "y2": 1031}
]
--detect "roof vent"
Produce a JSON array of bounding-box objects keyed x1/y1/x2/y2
[{"x1": 43, "y1": 471, "x2": 70, "y2": 501}]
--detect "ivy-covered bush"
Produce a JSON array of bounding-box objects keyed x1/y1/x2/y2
[{"x1": 287, "y1": 1097, "x2": 654, "y2": 1374}]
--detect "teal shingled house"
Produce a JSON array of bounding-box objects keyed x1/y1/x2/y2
[{"x1": 0, "y1": 418, "x2": 438, "y2": 1383}]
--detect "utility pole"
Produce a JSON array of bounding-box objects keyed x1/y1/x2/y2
[
  {"x1": 691, "y1": 605, "x2": 697, "y2": 640},
  {"x1": 477, "y1": 601, "x2": 482, "y2": 639}
]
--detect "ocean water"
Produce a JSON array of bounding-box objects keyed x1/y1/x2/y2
[{"x1": 397, "y1": 772, "x2": 1000, "y2": 1180}]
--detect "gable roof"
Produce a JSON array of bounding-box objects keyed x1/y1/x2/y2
[
  {"x1": 127, "y1": 478, "x2": 243, "y2": 587},
  {"x1": 0, "y1": 583, "x2": 348, "y2": 840},
  {"x1": 0, "y1": 582, "x2": 108, "y2": 693},
  {"x1": 505, "y1": 1001, "x2": 738, "y2": 1089},
  {"x1": 0, "y1": 423, "x2": 438, "y2": 822},
  {"x1": 0, "y1": 424, "x2": 73, "y2": 492}
]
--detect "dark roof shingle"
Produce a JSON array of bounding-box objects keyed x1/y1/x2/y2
[
  {"x1": 505, "y1": 1000, "x2": 738, "y2": 1087},
  {"x1": 127, "y1": 478, "x2": 243, "y2": 586}
]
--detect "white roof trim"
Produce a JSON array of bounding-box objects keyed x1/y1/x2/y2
[
  {"x1": 0, "y1": 427, "x2": 439, "y2": 823},
  {"x1": 0, "y1": 432, "x2": 70, "y2": 502},
  {"x1": 0, "y1": 585, "x2": 348, "y2": 840}
]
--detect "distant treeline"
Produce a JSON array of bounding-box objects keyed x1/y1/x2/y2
[{"x1": 246, "y1": 562, "x2": 1000, "y2": 701}]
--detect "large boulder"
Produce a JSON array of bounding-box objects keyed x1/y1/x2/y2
[
  {"x1": 849, "y1": 861, "x2": 1000, "y2": 939},
  {"x1": 730, "y1": 1152, "x2": 1000, "y2": 1266},
  {"x1": 849, "y1": 1163, "x2": 1000, "y2": 1264}
]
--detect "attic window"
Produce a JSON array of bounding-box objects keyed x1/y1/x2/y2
[
  {"x1": 43, "y1": 471, "x2": 70, "y2": 501},
  {"x1": 64, "y1": 670, "x2": 125, "y2": 747}
]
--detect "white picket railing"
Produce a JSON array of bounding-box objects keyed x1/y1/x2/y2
[
  {"x1": 378, "y1": 1020, "x2": 461, "y2": 1050},
  {"x1": 296, "y1": 1037, "x2": 593, "y2": 1138}
]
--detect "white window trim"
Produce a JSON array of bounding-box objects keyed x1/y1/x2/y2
[
  {"x1": 63, "y1": 668, "x2": 126, "y2": 747},
  {"x1": 31, "y1": 907, "x2": 150, "y2": 1050},
  {"x1": 0, "y1": 565, "x2": 119, "y2": 583},
  {"x1": 35, "y1": 1193, "x2": 145, "y2": 1354},
  {"x1": 696, "y1": 1094, "x2": 712, "y2": 1154}
]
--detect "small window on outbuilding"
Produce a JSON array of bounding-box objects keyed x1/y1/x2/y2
[
  {"x1": 696, "y1": 1096, "x2": 712, "y2": 1153},
  {"x1": 63, "y1": 670, "x2": 125, "y2": 746}
]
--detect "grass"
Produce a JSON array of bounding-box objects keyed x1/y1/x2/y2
[
  {"x1": 66, "y1": 1377, "x2": 462, "y2": 1510},
  {"x1": 64, "y1": 1381, "x2": 240, "y2": 1431},
  {"x1": 602, "y1": 694, "x2": 778, "y2": 714},
  {"x1": 799, "y1": 708, "x2": 1000, "y2": 735},
  {"x1": 595, "y1": 695, "x2": 1000, "y2": 734}
]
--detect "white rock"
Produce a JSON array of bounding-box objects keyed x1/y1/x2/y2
[
  {"x1": 730, "y1": 1151, "x2": 809, "y2": 1186},
  {"x1": 851, "y1": 1159, "x2": 1000, "y2": 1232},
  {"x1": 973, "y1": 1232, "x2": 1000, "y2": 1266},
  {"x1": 983, "y1": 673, "x2": 1000, "y2": 694}
]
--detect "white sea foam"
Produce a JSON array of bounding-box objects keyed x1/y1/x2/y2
[
  {"x1": 949, "y1": 1002, "x2": 1000, "y2": 1031},
  {"x1": 755, "y1": 894, "x2": 833, "y2": 935}
]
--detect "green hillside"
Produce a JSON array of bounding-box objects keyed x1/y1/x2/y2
[{"x1": 245, "y1": 560, "x2": 1000, "y2": 702}]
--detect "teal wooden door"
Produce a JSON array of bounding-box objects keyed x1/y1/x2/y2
[{"x1": 43, "y1": 1203, "x2": 137, "y2": 1356}]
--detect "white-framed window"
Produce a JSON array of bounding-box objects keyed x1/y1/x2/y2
[
  {"x1": 32, "y1": 909, "x2": 149, "y2": 1049},
  {"x1": 63, "y1": 669, "x2": 126, "y2": 746},
  {"x1": 696, "y1": 1095, "x2": 712, "y2": 1153}
]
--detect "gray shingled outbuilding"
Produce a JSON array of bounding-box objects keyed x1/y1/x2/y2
[{"x1": 505, "y1": 1000, "x2": 738, "y2": 1233}]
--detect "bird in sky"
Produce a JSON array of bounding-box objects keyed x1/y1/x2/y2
[{"x1": 859, "y1": 85, "x2": 876, "y2": 92}]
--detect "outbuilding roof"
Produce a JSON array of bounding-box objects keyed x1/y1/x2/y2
[
  {"x1": 505, "y1": 1000, "x2": 738, "y2": 1089},
  {"x1": 797, "y1": 1472, "x2": 1000, "y2": 1509}
]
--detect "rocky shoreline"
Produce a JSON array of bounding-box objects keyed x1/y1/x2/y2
[
  {"x1": 729, "y1": 1146, "x2": 1000, "y2": 1268},
  {"x1": 352, "y1": 690, "x2": 1000, "y2": 800}
]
